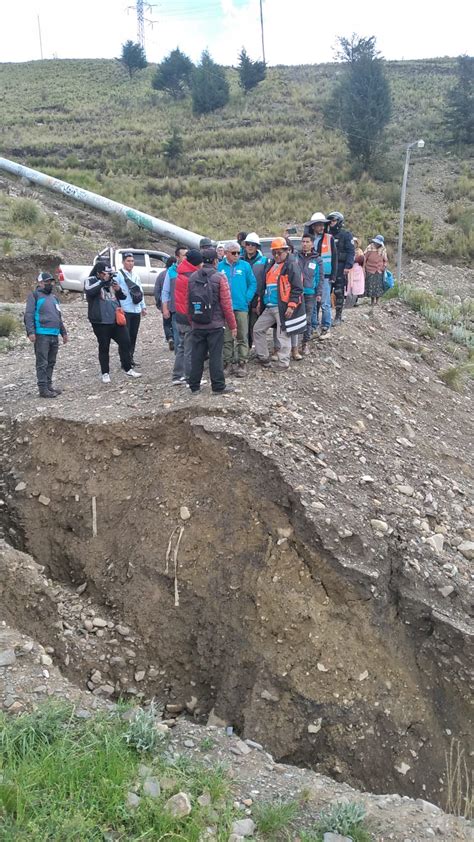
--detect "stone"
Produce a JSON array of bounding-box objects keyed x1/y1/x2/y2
[
  {"x1": 0, "y1": 649, "x2": 16, "y2": 667},
  {"x1": 426, "y1": 534, "x2": 444, "y2": 554},
  {"x1": 165, "y1": 792, "x2": 192, "y2": 818},
  {"x1": 197, "y1": 792, "x2": 212, "y2": 807},
  {"x1": 371, "y1": 519, "x2": 388, "y2": 533},
  {"x1": 228, "y1": 836, "x2": 245, "y2": 842},
  {"x1": 207, "y1": 708, "x2": 227, "y2": 727},
  {"x1": 38, "y1": 495, "x2": 51, "y2": 506},
  {"x1": 396, "y1": 437, "x2": 414, "y2": 448},
  {"x1": 134, "y1": 670, "x2": 146, "y2": 682},
  {"x1": 75, "y1": 709, "x2": 92, "y2": 719},
  {"x1": 112, "y1": 447, "x2": 122, "y2": 456},
  {"x1": 457, "y1": 540, "x2": 474, "y2": 560},
  {"x1": 323, "y1": 834, "x2": 354, "y2": 842},
  {"x1": 186, "y1": 695, "x2": 198, "y2": 713},
  {"x1": 323, "y1": 468, "x2": 338, "y2": 482},
  {"x1": 126, "y1": 791, "x2": 141, "y2": 808},
  {"x1": 439, "y1": 585, "x2": 455, "y2": 598},
  {"x1": 308, "y1": 719, "x2": 322, "y2": 734},
  {"x1": 395, "y1": 485, "x2": 414, "y2": 496},
  {"x1": 143, "y1": 777, "x2": 161, "y2": 798},
  {"x1": 76, "y1": 582, "x2": 87, "y2": 594},
  {"x1": 231, "y1": 819, "x2": 256, "y2": 838},
  {"x1": 184, "y1": 740, "x2": 195, "y2": 748},
  {"x1": 398, "y1": 359, "x2": 412, "y2": 371},
  {"x1": 358, "y1": 670, "x2": 369, "y2": 681},
  {"x1": 92, "y1": 617, "x2": 108, "y2": 628},
  {"x1": 40, "y1": 653, "x2": 53, "y2": 666},
  {"x1": 15, "y1": 482, "x2": 26, "y2": 492},
  {"x1": 395, "y1": 762, "x2": 411, "y2": 775},
  {"x1": 138, "y1": 764, "x2": 152, "y2": 778},
  {"x1": 116, "y1": 625, "x2": 131, "y2": 636},
  {"x1": 360, "y1": 475, "x2": 375, "y2": 483},
  {"x1": 317, "y1": 662, "x2": 329, "y2": 672},
  {"x1": 277, "y1": 526, "x2": 293, "y2": 538},
  {"x1": 180, "y1": 506, "x2": 191, "y2": 521},
  {"x1": 155, "y1": 723, "x2": 170, "y2": 735},
  {"x1": 260, "y1": 689, "x2": 280, "y2": 702},
  {"x1": 166, "y1": 703, "x2": 185, "y2": 714},
  {"x1": 235, "y1": 739, "x2": 251, "y2": 755}
]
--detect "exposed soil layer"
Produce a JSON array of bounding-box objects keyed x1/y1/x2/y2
[{"x1": 1, "y1": 410, "x2": 472, "y2": 809}]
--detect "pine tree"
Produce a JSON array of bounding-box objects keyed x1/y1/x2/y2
[
  {"x1": 326, "y1": 34, "x2": 391, "y2": 171},
  {"x1": 238, "y1": 48, "x2": 266, "y2": 94},
  {"x1": 445, "y1": 55, "x2": 474, "y2": 146},
  {"x1": 163, "y1": 128, "x2": 184, "y2": 162},
  {"x1": 119, "y1": 40, "x2": 148, "y2": 80},
  {"x1": 191, "y1": 51, "x2": 230, "y2": 115},
  {"x1": 152, "y1": 49, "x2": 194, "y2": 100}
]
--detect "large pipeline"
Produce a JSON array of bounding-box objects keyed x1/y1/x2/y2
[{"x1": 0, "y1": 157, "x2": 205, "y2": 249}]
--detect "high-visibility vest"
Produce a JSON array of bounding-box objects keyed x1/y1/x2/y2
[{"x1": 318, "y1": 234, "x2": 333, "y2": 277}]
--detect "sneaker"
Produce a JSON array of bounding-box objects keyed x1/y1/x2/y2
[
  {"x1": 212, "y1": 385, "x2": 235, "y2": 395},
  {"x1": 101, "y1": 373, "x2": 111, "y2": 384},
  {"x1": 189, "y1": 388, "x2": 201, "y2": 395},
  {"x1": 318, "y1": 328, "x2": 331, "y2": 341},
  {"x1": 271, "y1": 362, "x2": 290, "y2": 371},
  {"x1": 125, "y1": 369, "x2": 142, "y2": 378},
  {"x1": 258, "y1": 357, "x2": 272, "y2": 369},
  {"x1": 48, "y1": 386, "x2": 63, "y2": 395},
  {"x1": 39, "y1": 389, "x2": 57, "y2": 399},
  {"x1": 168, "y1": 338, "x2": 174, "y2": 351},
  {"x1": 172, "y1": 377, "x2": 186, "y2": 386}
]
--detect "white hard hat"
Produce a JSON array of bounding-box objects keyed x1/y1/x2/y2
[
  {"x1": 244, "y1": 232, "x2": 260, "y2": 245},
  {"x1": 310, "y1": 212, "x2": 328, "y2": 223}
]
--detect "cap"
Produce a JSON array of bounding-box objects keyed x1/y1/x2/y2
[
  {"x1": 186, "y1": 248, "x2": 203, "y2": 266},
  {"x1": 122, "y1": 252, "x2": 134, "y2": 260},
  {"x1": 202, "y1": 248, "x2": 217, "y2": 264},
  {"x1": 37, "y1": 271, "x2": 54, "y2": 283}
]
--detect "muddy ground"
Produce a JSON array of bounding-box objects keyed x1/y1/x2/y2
[{"x1": 0, "y1": 277, "x2": 472, "y2": 823}]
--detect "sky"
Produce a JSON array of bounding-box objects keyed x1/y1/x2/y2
[{"x1": 0, "y1": 0, "x2": 472, "y2": 66}]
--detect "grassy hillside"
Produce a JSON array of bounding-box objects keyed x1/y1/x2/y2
[{"x1": 0, "y1": 58, "x2": 473, "y2": 261}]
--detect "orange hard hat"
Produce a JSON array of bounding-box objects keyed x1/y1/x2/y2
[{"x1": 271, "y1": 237, "x2": 288, "y2": 250}]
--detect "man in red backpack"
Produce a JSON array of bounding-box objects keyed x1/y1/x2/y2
[
  {"x1": 187, "y1": 248, "x2": 237, "y2": 395},
  {"x1": 172, "y1": 248, "x2": 203, "y2": 385}
]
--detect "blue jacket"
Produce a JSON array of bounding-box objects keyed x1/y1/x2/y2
[
  {"x1": 218, "y1": 258, "x2": 256, "y2": 312},
  {"x1": 24, "y1": 288, "x2": 67, "y2": 337}
]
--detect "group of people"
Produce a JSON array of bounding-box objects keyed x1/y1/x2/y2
[{"x1": 25, "y1": 212, "x2": 390, "y2": 398}]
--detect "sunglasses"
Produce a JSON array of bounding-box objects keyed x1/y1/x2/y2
[{"x1": 228, "y1": 251, "x2": 240, "y2": 255}]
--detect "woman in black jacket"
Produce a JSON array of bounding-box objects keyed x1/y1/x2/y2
[{"x1": 84, "y1": 262, "x2": 141, "y2": 383}]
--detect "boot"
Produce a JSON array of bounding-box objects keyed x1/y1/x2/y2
[
  {"x1": 234, "y1": 362, "x2": 247, "y2": 378},
  {"x1": 39, "y1": 388, "x2": 57, "y2": 399},
  {"x1": 302, "y1": 342, "x2": 310, "y2": 356},
  {"x1": 291, "y1": 347, "x2": 303, "y2": 361}
]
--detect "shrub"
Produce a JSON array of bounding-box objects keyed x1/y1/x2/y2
[
  {"x1": 118, "y1": 40, "x2": 147, "y2": 80},
  {"x1": 238, "y1": 48, "x2": 266, "y2": 94},
  {"x1": 123, "y1": 701, "x2": 165, "y2": 753},
  {"x1": 152, "y1": 48, "x2": 194, "y2": 99},
  {"x1": 253, "y1": 799, "x2": 299, "y2": 837},
  {"x1": 10, "y1": 199, "x2": 41, "y2": 226},
  {"x1": 314, "y1": 800, "x2": 371, "y2": 841},
  {"x1": 192, "y1": 51, "x2": 229, "y2": 115},
  {"x1": 0, "y1": 312, "x2": 20, "y2": 338}
]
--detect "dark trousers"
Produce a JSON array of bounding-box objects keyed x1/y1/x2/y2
[
  {"x1": 125, "y1": 312, "x2": 141, "y2": 359},
  {"x1": 332, "y1": 276, "x2": 346, "y2": 319},
  {"x1": 163, "y1": 314, "x2": 173, "y2": 341},
  {"x1": 92, "y1": 323, "x2": 132, "y2": 373},
  {"x1": 34, "y1": 334, "x2": 58, "y2": 390},
  {"x1": 189, "y1": 328, "x2": 225, "y2": 393},
  {"x1": 248, "y1": 307, "x2": 259, "y2": 346}
]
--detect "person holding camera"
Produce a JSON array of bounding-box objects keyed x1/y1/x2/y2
[
  {"x1": 115, "y1": 252, "x2": 147, "y2": 367},
  {"x1": 85, "y1": 262, "x2": 141, "y2": 383}
]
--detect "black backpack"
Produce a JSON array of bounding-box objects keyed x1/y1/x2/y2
[
  {"x1": 188, "y1": 270, "x2": 214, "y2": 324},
  {"x1": 120, "y1": 270, "x2": 143, "y2": 305}
]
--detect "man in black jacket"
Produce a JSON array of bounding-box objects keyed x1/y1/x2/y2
[{"x1": 327, "y1": 211, "x2": 355, "y2": 326}]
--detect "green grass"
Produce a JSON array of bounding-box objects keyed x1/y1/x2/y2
[
  {"x1": 0, "y1": 702, "x2": 236, "y2": 840},
  {"x1": 387, "y1": 284, "x2": 474, "y2": 349},
  {"x1": 300, "y1": 800, "x2": 372, "y2": 842},
  {"x1": 0, "y1": 57, "x2": 472, "y2": 262},
  {"x1": 252, "y1": 798, "x2": 299, "y2": 838}
]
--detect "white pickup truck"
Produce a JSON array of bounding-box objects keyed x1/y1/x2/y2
[{"x1": 57, "y1": 246, "x2": 170, "y2": 295}]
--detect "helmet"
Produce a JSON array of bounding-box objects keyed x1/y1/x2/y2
[
  {"x1": 244, "y1": 232, "x2": 260, "y2": 246},
  {"x1": 271, "y1": 237, "x2": 289, "y2": 250},
  {"x1": 37, "y1": 272, "x2": 54, "y2": 283},
  {"x1": 327, "y1": 211, "x2": 344, "y2": 223},
  {"x1": 310, "y1": 212, "x2": 328, "y2": 224}
]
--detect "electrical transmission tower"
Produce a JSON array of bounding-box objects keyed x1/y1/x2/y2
[{"x1": 136, "y1": 0, "x2": 145, "y2": 49}]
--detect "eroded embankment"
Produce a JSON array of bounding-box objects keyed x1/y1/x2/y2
[{"x1": 0, "y1": 411, "x2": 472, "y2": 807}]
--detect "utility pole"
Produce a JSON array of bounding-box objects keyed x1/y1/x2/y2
[
  {"x1": 397, "y1": 139, "x2": 425, "y2": 282},
  {"x1": 259, "y1": 0, "x2": 266, "y2": 65},
  {"x1": 37, "y1": 15, "x2": 43, "y2": 60}
]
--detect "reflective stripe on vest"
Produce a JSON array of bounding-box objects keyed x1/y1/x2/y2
[{"x1": 319, "y1": 234, "x2": 333, "y2": 277}]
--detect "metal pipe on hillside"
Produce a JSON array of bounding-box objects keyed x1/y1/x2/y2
[{"x1": 0, "y1": 157, "x2": 205, "y2": 249}]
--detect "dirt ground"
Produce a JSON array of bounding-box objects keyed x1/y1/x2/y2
[{"x1": 0, "y1": 275, "x2": 472, "y2": 837}]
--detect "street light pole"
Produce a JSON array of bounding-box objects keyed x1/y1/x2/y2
[{"x1": 397, "y1": 139, "x2": 425, "y2": 283}]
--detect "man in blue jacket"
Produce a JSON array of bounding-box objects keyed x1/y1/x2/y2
[
  {"x1": 24, "y1": 271, "x2": 68, "y2": 398},
  {"x1": 218, "y1": 240, "x2": 256, "y2": 377}
]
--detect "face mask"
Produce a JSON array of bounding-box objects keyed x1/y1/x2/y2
[{"x1": 43, "y1": 282, "x2": 53, "y2": 294}]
